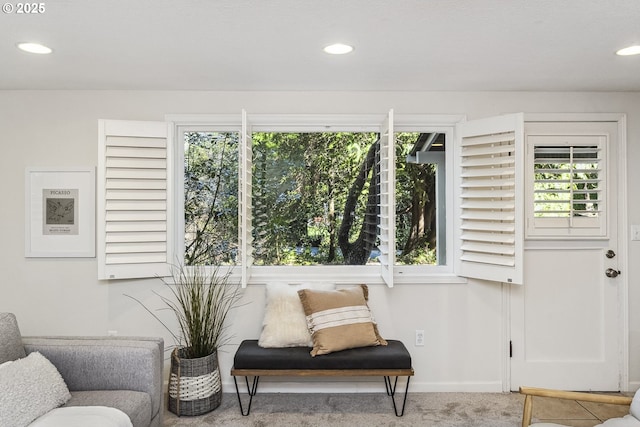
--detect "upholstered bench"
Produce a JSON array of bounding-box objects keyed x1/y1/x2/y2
[{"x1": 231, "y1": 339, "x2": 414, "y2": 416}]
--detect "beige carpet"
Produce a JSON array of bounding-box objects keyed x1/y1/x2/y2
[{"x1": 163, "y1": 392, "x2": 525, "y2": 426}]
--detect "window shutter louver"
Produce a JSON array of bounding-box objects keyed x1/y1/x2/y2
[
  {"x1": 239, "y1": 110, "x2": 253, "y2": 288},
  {"x1": 98, "y1": 120, "x2": 172, "y2": 280},
  {"x1": 455, "y1": 114, "x2": 524, "y2": 285},
  {"x1": 378, "y1": 110, "x2": 395, "y2": 287}
]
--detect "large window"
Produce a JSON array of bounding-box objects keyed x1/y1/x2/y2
[{"x1": 179, "y1": 126, "x2": 449, "y2": 274}]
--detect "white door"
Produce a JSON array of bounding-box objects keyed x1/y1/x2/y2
[{"x1": 510, "y1": 120, "x2": 622, "y2": 391}]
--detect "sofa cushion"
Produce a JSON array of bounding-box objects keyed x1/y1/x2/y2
[
  {"x1": 28, "y1": 406, "x2": 133, "y2": 427},
  {"x1": 66, "y1": 390, "x2": 150, "y2": 427},
  {"x1": 0, "y1": 312, "x2": 26, "y2": 364},
  {"x1": 0, "y1": 351, "x2": 71, "y2": 427}
]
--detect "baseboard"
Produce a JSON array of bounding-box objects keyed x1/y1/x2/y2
[
  {"x1": 222, "y1": 379, "x2": 505, "y2": 393},
  {"x1": 166, "y1": 378, "x2": 638, "y2": 393}
]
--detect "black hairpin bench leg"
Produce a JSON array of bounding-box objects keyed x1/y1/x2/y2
[
  {"x1": 384, "y1": 376, "x2": 411, "y2": 417},
  {"x1": 233, "y1": 375, "x2": 260, "y2": 416}
]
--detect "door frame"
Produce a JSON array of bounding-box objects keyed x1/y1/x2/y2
[{"x1": 502, "y1": 112, "x2": 629, "y2": 392}]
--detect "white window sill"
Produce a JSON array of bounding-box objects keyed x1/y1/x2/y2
[{"x1": 240, "y1": 266, "x2": 467, "y2": 286}]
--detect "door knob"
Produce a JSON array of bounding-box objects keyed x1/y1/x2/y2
[
  {"x1": 606, "y1": 250, "x2": 616, "y2": 259},
  {"x1": 605, "y1": 268, "x2": 620, "y2": 278}
]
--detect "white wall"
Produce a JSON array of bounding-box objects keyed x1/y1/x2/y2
[{"x1": 1, "y1": 90, "x2": 639, "y2": 392}]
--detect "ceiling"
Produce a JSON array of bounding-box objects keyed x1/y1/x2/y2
[{"x1": 1, "y1": 0, "x2": 639, "y2": 91}]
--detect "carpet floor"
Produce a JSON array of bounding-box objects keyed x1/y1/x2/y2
[{"x1": 163, "y1": 392, "x2": 525, "y2": 426}]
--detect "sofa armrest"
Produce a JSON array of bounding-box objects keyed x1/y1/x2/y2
[{"x1": 23, "y1": 336, "x2": 163, "y2": 419}]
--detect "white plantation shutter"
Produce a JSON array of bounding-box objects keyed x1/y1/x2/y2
[
  {"x1": 378, "y1": 110, "x2": 395, "y2": 288},
  {"x1": 455, "y1": 114, "x2": 524, "y2": 285},
  {"x1": 239, "y1": 110, "x2": 253, "y2": 288},
  {"x1": 98, "y1": 120, "x2": 172, "y2": 280},
  {"x1": 527, "y1": 136, "x2": 605, "y2": 237}
]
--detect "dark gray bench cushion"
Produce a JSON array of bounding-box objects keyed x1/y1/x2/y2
[{"x1": 233, "y1": 340, "x2": 411, "y2": 370}]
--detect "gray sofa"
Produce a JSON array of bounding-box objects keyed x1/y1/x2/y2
[{"x1": 0, "y1": 313, "x2": 163, "y2": 427}]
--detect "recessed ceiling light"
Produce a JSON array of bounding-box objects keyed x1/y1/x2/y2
[
  {"x1": 17, "y1": 42, "x2": 52, "y2": 54},
  {"x1": 323, "y1": 43, "x2": 354, "y2": 55},
  {"x1": 616, "y1": 45, "x2": 640, "y2": 56}
]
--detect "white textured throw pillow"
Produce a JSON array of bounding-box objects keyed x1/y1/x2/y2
[
  {"x1": 258, "y1": 283, "x2": 335, "y2": 348},
  {"x1": 630, "y1": 388, "x2": 640, "y2": 420},
  {"x1": 0, "y1": 351, "x2": 71, "y2": 427}
]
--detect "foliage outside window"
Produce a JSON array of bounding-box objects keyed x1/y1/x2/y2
[
  {"x1": 252, "y1": 132, "x2": 380, "y2": 266},
  {"x1": 182, "y1": 129, "x2": 444, "y2": 268},
  {"x1": 395, "y1": 132, "x2": 439, "y2": 265},
  {"x1": 184, "y1": 131, "x2": 238, "y2": 265}
]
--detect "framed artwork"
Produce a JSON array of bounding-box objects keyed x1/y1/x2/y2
[{"x1": 25, "y1": 167, "x2": 96, "y2": 257}]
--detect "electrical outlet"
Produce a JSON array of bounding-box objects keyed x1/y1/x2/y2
[
  {"x1": 632, "y1": 225, "x2": 640, "y2": 241},
  {"x1": 107, "y1": 330, "x2": 118, "y2": 336},
  {"x1": 415, "y1": 329, "x2": 425, "y2": 347}
]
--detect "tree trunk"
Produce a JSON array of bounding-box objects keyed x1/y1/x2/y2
[
  {"x1": 338, "y1": 139, "x2": 379, "y2": 265},
  {"x1": 425, "y1": 174, "x2": 437, "y2": 249},
  {"x1": 401, "y1": 164, "x2": 436, "y2": 256},
  {"x1": 327, "y1": 195, "x2": 336, "y2": 262}
]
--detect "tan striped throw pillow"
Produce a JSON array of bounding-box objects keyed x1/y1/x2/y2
[{"x1": 297, "y1": 285, "x2": 387, "y2": 356}]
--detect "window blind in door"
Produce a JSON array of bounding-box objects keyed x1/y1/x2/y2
[{"x1": 528, "y1": 137, "x2": 605, "y2": 236}]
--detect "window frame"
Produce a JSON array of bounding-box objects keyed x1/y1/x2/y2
[
  {"x1": 393, "y1": 116, "x2": 459, "y2": 283},
  {"x1": 168, "y1": 112, "x2": 465, "y2": 286},
  {"x1": 175, "y1": 123, "x2": 243, "y2": 268}
]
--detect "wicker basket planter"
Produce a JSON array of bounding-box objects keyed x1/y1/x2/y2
[{"x1": 168, "y1": 347, "x2": 222, "y2": 416}]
